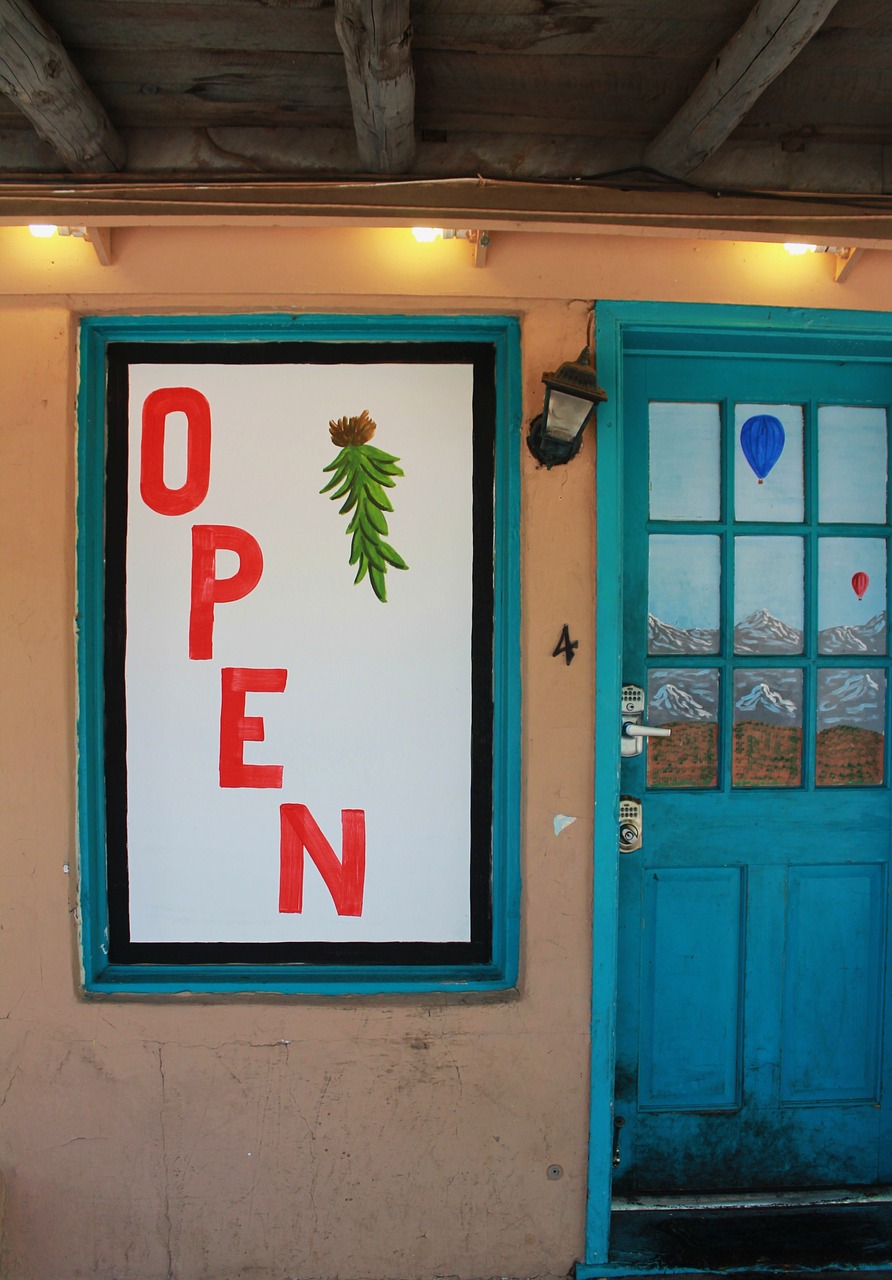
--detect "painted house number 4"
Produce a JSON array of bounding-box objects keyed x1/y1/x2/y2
[{"x1": 553, "y1": 624, "x2": 579, "y2": 666}]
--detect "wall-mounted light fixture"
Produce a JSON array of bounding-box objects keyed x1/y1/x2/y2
[
  {"x1": 527, "y1": 325, "x2": 607, "y2": 468},
  {"x1": 409, "y1": 227, "x2": 490, "y2": 267},
  {"x1": 780, "y1": 241, "x2": 862, "y2": 283},
  {"x1": 29, "y1": 223, "x2": 88, "y2": 239},
  {"x1": 26, "y1": 222, "x2": 113, "y2": 265}
]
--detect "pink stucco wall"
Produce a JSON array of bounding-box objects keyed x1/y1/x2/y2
[{"x1": 2, "y1": 224, "x2": 891, "y2": 1279}]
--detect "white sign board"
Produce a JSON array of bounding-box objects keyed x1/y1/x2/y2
[{"x1": 98, "y1": 339, "x2": 497, "y2": 969}]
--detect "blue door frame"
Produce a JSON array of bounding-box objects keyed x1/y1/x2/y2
[{"x1": 581, "y1": 301, "x2": 892, "y2": 1273}]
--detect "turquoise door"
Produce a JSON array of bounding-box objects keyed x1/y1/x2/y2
[{"x1": 614, "y1": 339, "x2": 892, "y2": 1194}]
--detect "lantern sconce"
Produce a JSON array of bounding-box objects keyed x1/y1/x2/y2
[{"x1": 527, "y1": 327, "x2": 607, "y2": 468}]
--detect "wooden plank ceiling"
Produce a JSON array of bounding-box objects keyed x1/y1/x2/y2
[{"x1": 0, "y1": 0, "x2": 891, "y2": 230}]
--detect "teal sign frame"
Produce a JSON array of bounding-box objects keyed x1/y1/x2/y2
[{"x1": 76, "y1": 313, "x2": 521, "y2": 995}]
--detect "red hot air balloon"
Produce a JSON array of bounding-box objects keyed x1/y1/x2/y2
[{"x1": 852, "y1": 571, "x2": 869, "y2": 601}]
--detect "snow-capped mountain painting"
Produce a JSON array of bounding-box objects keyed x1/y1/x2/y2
[
  {"x1": 733, "y1": 609, "x2": 803, "y2": 654},
  {"x1": 651, "y1": 609, "x2": 888, "y2": 658},
  {"x1": 649, "y1": 669, "x2": 718, "y2": 725},
  {"x1": 734, "y1": 679, "x2": 799, "y2": 724},
  {"x1": 817, "y1": 669, "x2": 886, "y2": 733},
  {"x1": 652, "y1": 683, "x2": 713, "y2": 722},
  {"x1": 648, "y1": 614, "x2": 719, "y2": 655},
  {"x1": 649, "y1": 667, "x2": 884, "y2": 730},
  {"x1": 647, "y1": 668, "x2": 719, "y2": 788},
  {"x1": 818, "y1": 611, "x2": 886, "y2": 656}
]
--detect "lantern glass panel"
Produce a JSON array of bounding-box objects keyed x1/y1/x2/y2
[{"x1": 544, "y1": 388, "x2": 592, "y2": 442}]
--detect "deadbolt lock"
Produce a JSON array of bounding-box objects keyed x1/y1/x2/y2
[{"x1": 619, "y1": 795, "x2": 642, "y2": 853}]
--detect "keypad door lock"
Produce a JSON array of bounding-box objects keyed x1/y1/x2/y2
[
  {"x1": 619, "y1": 796, "x2": 642, "y2": 854},
  {"x1": 621, "y1": 683, "x2": 671, "y2": 757}
]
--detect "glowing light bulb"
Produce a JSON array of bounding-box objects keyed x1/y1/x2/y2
[
  {"x1": 783, "y1": 242, "x2": 818, "y2": 255},
  {"x1": 28, "y1": 224, "x2": 57, "y2": 238},
  {"x1": 411, "y1": 227, "x2": 444, "y2": 243}
]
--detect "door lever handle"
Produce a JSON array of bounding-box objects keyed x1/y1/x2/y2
[
  {"x1": 622, "y1": 723, "x2": 671, "y2": 740},
  {"x1": 621, "y1": 683, "x2": 671, "y2": 757}
]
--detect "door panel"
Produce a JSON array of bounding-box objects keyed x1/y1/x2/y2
[
  {"x1": 638, "y1": 866, "x2": 745, "y2": 1111},
  {"x1": 615, "y1": 350, "x2": 892, "y2": 1194}
]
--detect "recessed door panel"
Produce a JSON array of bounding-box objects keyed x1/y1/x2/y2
[
  {"x1": 781, "y1": 864, "x2": 885, "y2": 1103},
  {"x1": 639, "y1": 866, "x2": 744, "y2": 1110}
]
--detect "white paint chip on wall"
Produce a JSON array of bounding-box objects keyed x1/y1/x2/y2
[{"x1": 553, "y1": 814, "x2": 577, "y2": 836}]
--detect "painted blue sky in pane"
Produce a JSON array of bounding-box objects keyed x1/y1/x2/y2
[
  {"x1": 735, "y1": 536, "x2": 803, "y2": 629},
  {"x1": 819, "y1": 537, "x2": 887, "y2": 629},
  {"x1": 818, "y1": 406, "x2": 887, "y2": 524},
  {"x1": 649, "y1": 402, "x2": 720, "y2": 521},
  {"x1": 735, "y1": 403, "x2": 803, "y2": 522},
  {"x1": 649, "y1": 534, "x2": 720, "y2": 631}
]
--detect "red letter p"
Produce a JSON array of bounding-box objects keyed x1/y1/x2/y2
[{"x1": 190, "y1": 524, "x2": 263, "y2": 660}]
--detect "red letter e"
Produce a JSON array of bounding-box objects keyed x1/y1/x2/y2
[{"x1": 219, "y1": 667, "x2": 287, "y2": 788}]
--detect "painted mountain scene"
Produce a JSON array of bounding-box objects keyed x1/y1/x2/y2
[
  {"x1": 648, "y1": 668, "x2": 719, "y2": 788},
  {"x1": 816, "y1": 668, "x2": 886, "y2": 786},
  {"x1": 734, "y1": 609, "x2": 802, "y2": 654},
  {"x1": 732, "y1": 668, "x2": 802, "y2": 787},
  {"x1": 818, "y1": 611, "x2": 886, "y2": 656},
  {"x1": 647, "y1": 663, "x2": 886, "y2": 789},
  {"x1": 648, "y1": 615, "x2": 719, "y2": 655}
]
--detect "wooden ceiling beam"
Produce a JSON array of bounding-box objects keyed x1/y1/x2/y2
[
  {"x1": 1, "y1": 125, "x2": 887, "y2": 200},
  {"x1": 334, "y1": 0, "x2": 415, "y2": 174},
  {"x1": 643, "y1": 0, "x2": 840, "y2": 179},
  {"x1": 3, "y1": 176, "x2": 892, "y2": 246},
  {"x1": 0, "y1": 0, "x2": 124, "y2": 172}
]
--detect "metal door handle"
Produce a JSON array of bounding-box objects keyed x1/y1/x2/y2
[
  {"x1": 622, "y1": 724, "x2": 671, "y2": 740},
  {"x1": 621, "y1": 683, "x2": 672, "y2": 757}
]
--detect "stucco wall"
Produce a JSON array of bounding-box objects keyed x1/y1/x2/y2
[{"x1": 2, "y1": 224, "x2": 892, "y2": 1280}]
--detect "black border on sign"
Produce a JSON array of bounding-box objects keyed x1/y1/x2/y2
[{"x1": 103, "y1": 341, "x2": 495, "y2": 968}]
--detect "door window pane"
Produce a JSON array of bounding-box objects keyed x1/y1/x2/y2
[
  {"x1": 734, "y1": 537, "x2": 804, "y2": 653},
  {"x1": 818, "y1": 407, "x2": 887, "y2": 524},
  {"x1": 735, "y1": 404, "x2": 804, "y2": 522},
  {"x1": 648, "y1": 669, "x2": 719, "y2": 789},
  {"x1": 732, "y1": 668, "x2": 803, "y2": 787},
  {"x1": 818, "y1": 538, "x2": 887, "y2": 655},
  {"x1": 648, "y1": 535, "x2": 720, "y2": 655},
  {"x1": 816, "y1": 669, "x2": 886, "y2": 787},
  {"x1": 649, "y1": 402, "x2": 721, "y2": 521}
]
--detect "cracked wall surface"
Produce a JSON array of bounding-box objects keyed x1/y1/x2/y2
[{"x1": 1, "y1": 227, "x2": 891, "y2": 1280}]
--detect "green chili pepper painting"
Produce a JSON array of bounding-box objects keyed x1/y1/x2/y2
[{"x1": 321, "y1": 410, "x2": 408, "y2": 602}]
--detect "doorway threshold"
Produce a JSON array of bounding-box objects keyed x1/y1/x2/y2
[
  {"x1": 613, "y1": 1186, "x2": 892, "y2": 1212},
  {"x1": 577, "y1": 1196, "x2": 892, "y2": 1278}
]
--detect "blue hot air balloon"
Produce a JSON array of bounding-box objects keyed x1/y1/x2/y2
[{"x1": 740, "y1": 414, "x2": 785, "y2": 484}]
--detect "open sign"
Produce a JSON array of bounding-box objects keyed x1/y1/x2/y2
[{"x1": 77, "y1": 318, "x2": 520, "y2": 991}]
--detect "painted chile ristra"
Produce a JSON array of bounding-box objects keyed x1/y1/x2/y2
[{"x1": 321, "y1": 410, "x2": 408, "y2": 602}]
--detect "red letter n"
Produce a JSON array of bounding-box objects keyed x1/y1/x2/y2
[
  {"x1": 190, "y1": 525, "x2": 263, "y2": 660},
  {"x1": 279, "y1": 805, "x2": 366, "y2": 916}
]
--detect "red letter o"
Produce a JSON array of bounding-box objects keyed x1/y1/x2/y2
[{"x1": 140, "y1": 387, "x2": 211, "y2": 516}]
